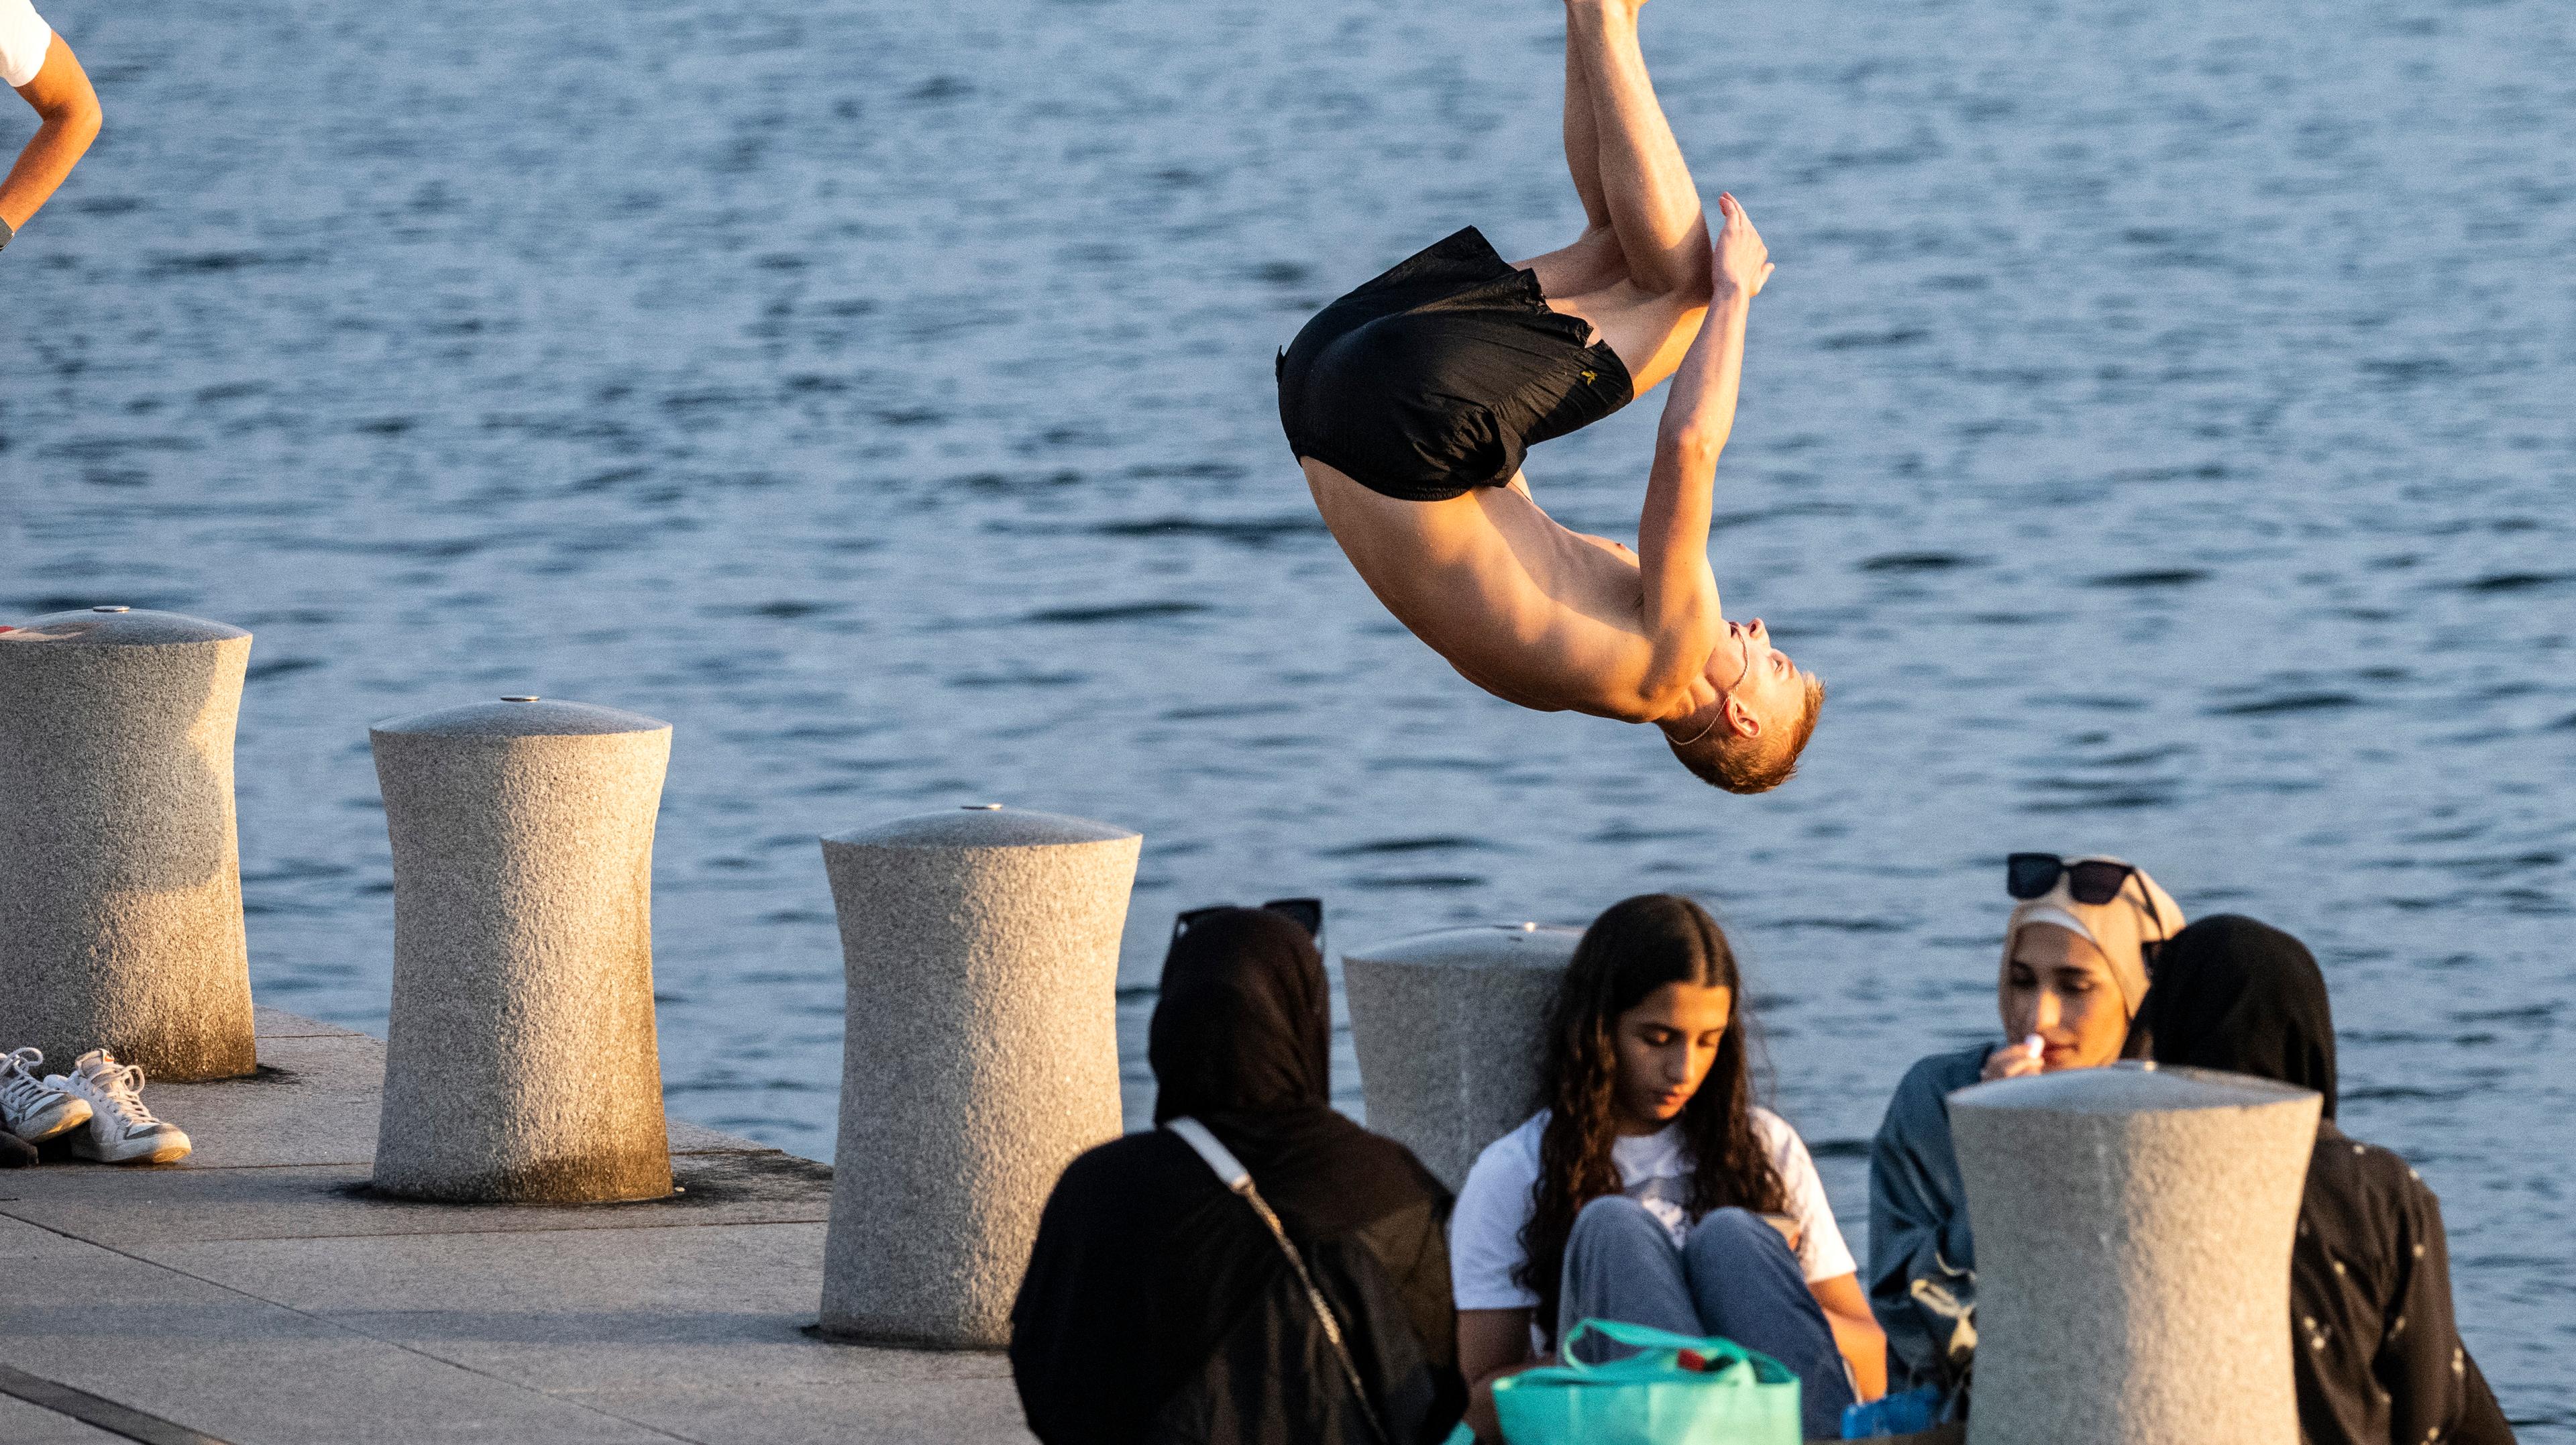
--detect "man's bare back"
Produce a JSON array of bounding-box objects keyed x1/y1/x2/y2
[
  {"x1": 1279, "y1": 2, "x2": 1823, "y2": 792},
  {"x1": 1305, "y1": 458, "x2": 1674, "y2": 720}
]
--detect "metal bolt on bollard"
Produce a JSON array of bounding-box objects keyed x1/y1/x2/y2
[
  {"x1": 1952, "y1": 1063, "x2": 2321, "y2": 1445},
  {"x1": 1343, "y1": 922, "x2": 1582, "y2": 1192},
  {"x1": 817, "y1": 805, "x2": 1139, "y2": 1348},
  {"x1": 368, "y1": 697, "x2": 676, "y2": 1204},
  {"x1": 0, "y1": 607, "x2": 258, "y2": 1080}
]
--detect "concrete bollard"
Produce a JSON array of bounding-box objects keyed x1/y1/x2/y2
[
  {"x1": 0, "y1": 606, "x2": 258, "y2": 1081},
  {"x1": 1951, "y1": 1063, "x2": 2322, "y2": 1445},
  {"x1": 368, "y1": 697, "x2": 674, "y2": 1204},
  {"x1": 818, "y1": 806, "x2": 1138, "y2": 1348},
  {"x1": 1344, "y1": 922, "x2": 1582, "y2": 1191}
]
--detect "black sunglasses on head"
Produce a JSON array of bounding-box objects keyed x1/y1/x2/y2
[
  {"x1": 1172, "y1": 898, "x2": 1324, "y2": 946},
  {"x1": 2006, "y1": 853, "x2": 2140, "y2": 905},
  {"x1": 2005, "y1": 853, "x2": 2173, "y2": 973}
]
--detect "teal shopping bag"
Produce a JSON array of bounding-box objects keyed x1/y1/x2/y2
[{"x1": 1491, "y1": 1319, "x2": 1803, "y2": 1445}]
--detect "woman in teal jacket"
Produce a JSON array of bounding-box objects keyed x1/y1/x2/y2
[{"x1": 1865, "y1": 855, "x2": 2181, "y2": 1401}]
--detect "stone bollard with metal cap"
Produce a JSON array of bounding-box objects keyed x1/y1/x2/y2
[
  {"x1": 1951, "y1": 1063, "x2": 2322, "y2": 1445},
  {"x1": 1344, "y1": 922, "x2": 1582, "y2": 1191},
  {"x1": 818, "y1": 805, "x2": 1138, "y2": 1348},
  {"x1": 369, "y1": 697, "x2": 675, "y2": 1204},
  {"x1": 0, "y1": 606, "x2": 258, "y2": 1081}
]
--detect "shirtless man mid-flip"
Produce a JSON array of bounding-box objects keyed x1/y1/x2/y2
[{"x1": 1278, "y1": 0, "x2": 1819, "y2": 794}]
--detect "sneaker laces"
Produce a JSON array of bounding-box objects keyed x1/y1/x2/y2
[
  {"x1": 85, "y1": 1059, "x2": 162, "y2": 1132},
  {"x1": 0, "y1": 1047, "x2": 55, "y2": 1115}
]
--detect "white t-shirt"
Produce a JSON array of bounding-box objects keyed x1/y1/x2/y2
[
  {"x1": 0, "y1": 0, "x2": 52, "y2": 91},
  {"x1": 1449, "y1": 1108, "x2": 1858, "y2": 1313}
]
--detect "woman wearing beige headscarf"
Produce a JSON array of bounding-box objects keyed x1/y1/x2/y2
[
  {"x1": 1980, "y1": 855, "x2": 2182, "y2": 1081},
  {"x1": 1859, "y1": 854, "x2": 2184, "y2": 1412}
]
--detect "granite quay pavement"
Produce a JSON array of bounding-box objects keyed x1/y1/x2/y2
[{"x1": 0, "y1": 1008, "x2": 1032, "y2": 1444}]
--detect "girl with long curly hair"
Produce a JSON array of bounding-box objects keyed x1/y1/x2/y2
[{"x1": 1448, "y1": 894, "x2": 1883, "y2": 1440}]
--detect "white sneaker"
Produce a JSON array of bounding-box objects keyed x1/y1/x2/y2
[
  {"x1": 0, "y1": 1047, "x2": 92, "y2": 1144},
  {"x1": 47, "y1": 1051, "x2": 191, "y2": 1165}
]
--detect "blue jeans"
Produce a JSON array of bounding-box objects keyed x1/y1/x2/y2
[{"x1": 1558, "y1": 1196, "x2": 1857, "y2": 1441}]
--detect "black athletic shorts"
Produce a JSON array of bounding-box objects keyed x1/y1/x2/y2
[{"x1": 1277, "y1": 227, "x2": 1635, "y2": 502}]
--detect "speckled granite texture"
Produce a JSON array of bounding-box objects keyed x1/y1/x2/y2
[
  {"x1": 369, "y1": 698, "x2": 676, "y2": 1204},
  {"x1": 1343, "y1": 922, "x2": 1582, "y2": 1191},
  {"x1": 0, "y1": 608, "x2": 257, "y2": 1081},
  {"x1": 1951, "y1": 1063, "x2": 2321, "y2": 1445},
  {"x1": 0, "y1": 1007, "x2": 1034, "y2": 1444},
  {"x1": 817, "y1": 806, "x2": 1138, "y2": 1348}
]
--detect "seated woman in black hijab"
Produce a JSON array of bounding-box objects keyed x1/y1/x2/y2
[
  {"x1": 2143, "y1": 916, "x2": 2516, "y2": 1445},
  {"x1": 1010, "y1": 904, "x2": 1467, "y2": 1445}
]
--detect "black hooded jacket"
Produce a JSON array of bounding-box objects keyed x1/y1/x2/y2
[
  {"x1": 2145, "y1": 916, "x2": 2515, "y2": 1445},
  {"x1": 1010, "y1": 908, "x2": 1466, "y2": 1445}
]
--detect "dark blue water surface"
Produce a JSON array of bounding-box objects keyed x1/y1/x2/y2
[{"x1": 4, "y1": 0, "x2": 2570, "y2": 1426}]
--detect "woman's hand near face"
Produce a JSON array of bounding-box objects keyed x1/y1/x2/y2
[{"x1": 1979, "y1": 1038, "x2": 2044, "y2": 1083}]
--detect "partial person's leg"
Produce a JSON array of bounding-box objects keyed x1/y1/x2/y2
[
  {"x1": 1556, "y1": 1195, "x2": 1703, "y2": 1358},
  {"x1": 1517, "y1": 21, "x2": 1624, "y2": 300},
  {"x1": 1682, "y1": 1209, "x2": 1857, "y2": 1441},
  {"x1": 1566, "y1": 0, "x2": 1708, "y2": 297},
  {"x1": 1534, "y1": 1, "x2": 1716, "y2": 390},
  {"x1": 1561, "y1": 25, "x2": 1612, "y2": 236}
]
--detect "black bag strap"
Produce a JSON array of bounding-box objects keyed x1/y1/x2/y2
[{"x1": 1167, "y1": 1117, "x2": 1392, "y2": 1445}]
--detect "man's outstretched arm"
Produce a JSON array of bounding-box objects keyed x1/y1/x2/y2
[
  {"x1": 1629, "y1": 192, "x2": 1771, "y2": 716},
  {"x1": 2, "y1": 34, "x2": 101, "y2": 241}
]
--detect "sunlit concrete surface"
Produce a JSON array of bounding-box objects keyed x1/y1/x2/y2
[{"x1": 0, "y1": 1008, "x2": 1032, "y2": 1444}]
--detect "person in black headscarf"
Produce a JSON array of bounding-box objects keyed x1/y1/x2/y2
[
  {"x1": 2144, "y1": 915, "x2": 2516, "y2": 1445},
  {"x1": 1010, "y1": 905, "x2": 1466, "y2": 1445}
]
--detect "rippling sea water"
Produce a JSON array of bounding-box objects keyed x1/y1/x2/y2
[{"x1": 4, "y1": 0, "x2": 2570, "y2": 1425}]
